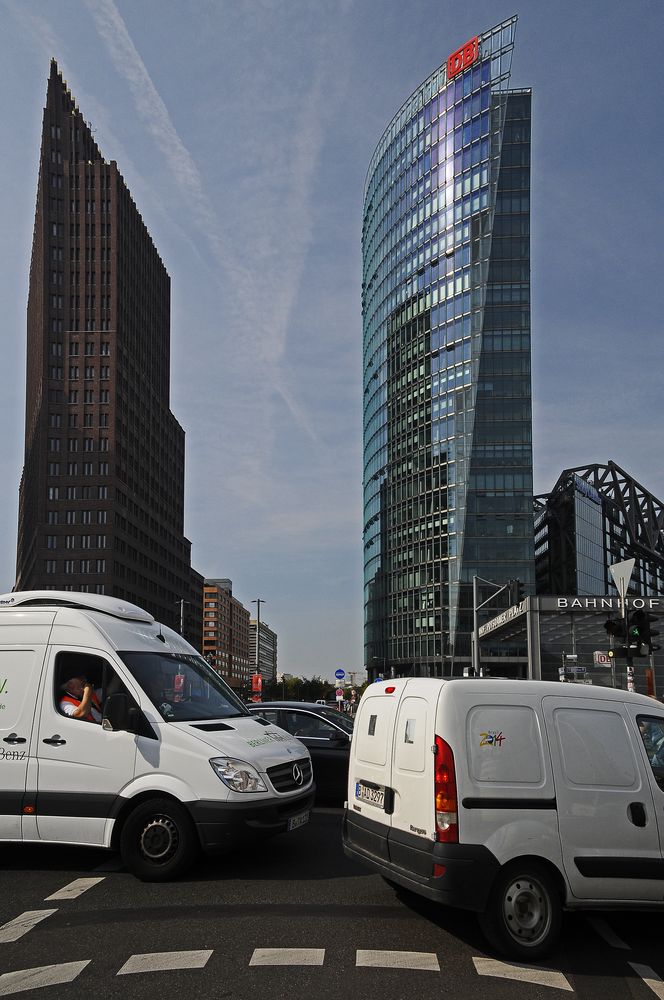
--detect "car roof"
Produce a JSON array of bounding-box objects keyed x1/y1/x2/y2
[{"x1": 248, "y1": 701, "x2": 340, "y2": 711}]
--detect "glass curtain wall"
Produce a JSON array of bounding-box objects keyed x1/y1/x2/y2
[{"x1": 363, "y1": 16, "x2": 534, "y2": 678}]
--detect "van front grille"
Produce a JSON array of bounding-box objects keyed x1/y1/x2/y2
[{"x1": 267, "y1": 757, "x2": 312, "y2": 793}]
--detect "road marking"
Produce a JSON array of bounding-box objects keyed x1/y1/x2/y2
[
  {"x1": 587, "y1": 916, "x2": 630, "y2": 950},
  {"x1": 44, "y1": 877, "x2": 105, "y2": 901},
  {"x1": 0, "y1": 911, "x2": 57, "y2": 944},
  {"x1": 249, "y1": 948, "x2": 325, "y2": 966},
  {"x1": 629, "y1": 964, "x2": 664, "y2": 999},
  {"x1": 356, "y1": 950, "x2": 440, "y2": 971},
  {"x1": 117, "y1": 951, "x2": 213, "y2": 975},
  {"x1": 0, "y1": 960, "x2": 89, "y2": 996},
  {"x1": 473, "y1": 957, "x2": 573, "y2": 991}
]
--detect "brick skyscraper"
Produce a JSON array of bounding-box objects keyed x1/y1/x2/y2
[{"x1": 16, "y1": 61, "x2": 202, "y2": 646}]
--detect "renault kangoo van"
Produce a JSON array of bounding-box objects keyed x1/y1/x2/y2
[{"x1": 343, "y1": 677, "x2": 664, "y2": 958}]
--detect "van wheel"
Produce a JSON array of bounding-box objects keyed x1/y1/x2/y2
[
  {"x1": 478, "y1": 862, "x2": 561, "y2": 960},
  {"x1": 120, "y1": 798, "x2": 199, "y2": 882}
]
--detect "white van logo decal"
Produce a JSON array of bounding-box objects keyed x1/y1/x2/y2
[
  {"x1": 479, "y1": 730, "x2": 506, "y2": 747},
  {"x1": 409, "y1": 824, "x2": 426, "y2": 835},
  {"x1": 246, "y1": 729, "x2": 296, "y2": 748},
  {"x1": 292, "y1": 764, "x2": 304, "y2": 786},
  {"x1": 0, "y1": 748, "x2": 27, "y2": 762}
]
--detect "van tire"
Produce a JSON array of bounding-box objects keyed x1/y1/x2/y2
[
  {"x1": 120, "y1": 798, "x2": 199, "y2": 882},
  {"x1": 478, "y1": 862, "x2": 562, "y2": 960}
]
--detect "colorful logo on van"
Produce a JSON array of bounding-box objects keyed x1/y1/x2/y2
[{"x1": 480, "y1": 730, "x2": 506, "y2": 747}]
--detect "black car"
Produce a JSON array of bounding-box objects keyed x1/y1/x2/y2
[{"x1": 247, "y1": 701, "x2": 353, "y2": 803}]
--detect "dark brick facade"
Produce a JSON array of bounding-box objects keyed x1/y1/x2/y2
[{"x1": 16, "y1": 61, "x2": 203, "y2": 648}]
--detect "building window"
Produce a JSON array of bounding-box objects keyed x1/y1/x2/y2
[
  {"x1": 46, "y1": 560, "x2": 57, "y2": 574},
  {"x1": 46, "y1": 535, "x2": 57, "y2": 550}
]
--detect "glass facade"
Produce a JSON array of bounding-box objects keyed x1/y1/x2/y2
[{"x1": 363, "y1": 17, "x2": 534, "y2": 678}]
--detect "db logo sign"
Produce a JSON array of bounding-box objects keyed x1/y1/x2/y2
[{"x1": 447, "y1": 36, "x2": 478, "y2": 80}]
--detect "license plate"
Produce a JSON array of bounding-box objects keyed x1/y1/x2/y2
[
  {"x1": 355, "y1": 781, "x2": 385, "y2": 808},
  {"x1": 287, "y1": 811, "x2": 309, "y2": 831}
]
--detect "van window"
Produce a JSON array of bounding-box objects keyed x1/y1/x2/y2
[
  {"x1": 554, "y1": 708, "x2": 637, "y2": 788},
  {"x1": 119, "y1": 651, "x2": 248, "y2": 721},
  {"x1": 394, "y1": 696, "x2": 427, "y2": 773},
  {"x1": 467, "y1": 705, "x2": 544, "y2": 784},
  {"x1": 636, "y1": 715, "x2": 664, "y2": 792},
  {"x1": 54, "y1": 651, "x2": 128, "y2": 721}
]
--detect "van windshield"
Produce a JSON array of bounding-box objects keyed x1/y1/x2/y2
[{"x1": 119, "y1": 651, "x2": 249, "y2": 722}]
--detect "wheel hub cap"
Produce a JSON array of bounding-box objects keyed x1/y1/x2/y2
[
  {"x1": 139, "y1": 815, "x2": 179, "y2": 862},
  {"x1": 503, "y1": 877, "x2": 550, "y2": 944}
]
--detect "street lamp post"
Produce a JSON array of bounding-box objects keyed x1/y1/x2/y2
[{"x1": 252, "y1": 598, "x2": 265, "y2": 674}]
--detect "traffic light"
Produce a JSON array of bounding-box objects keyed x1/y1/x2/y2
[
  {"x1": 507, "y1": 579, "x2": 525, "y2": 606},
  {"x1": 604, "y1": 617, "x2": 628, "y2": 659},
  {"x1": 629, "y1": 610, "x2": 661, "y2": 654}
]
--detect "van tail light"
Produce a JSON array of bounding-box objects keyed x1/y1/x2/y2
[{"x1": 434, "y1": 735, "x2": 458, "y2": 843}]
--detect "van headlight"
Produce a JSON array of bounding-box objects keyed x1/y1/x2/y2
[{"x1": 210, "y1": 757, "x2": 267, "y2": 793}]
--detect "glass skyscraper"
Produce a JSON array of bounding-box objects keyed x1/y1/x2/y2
[{"x1": 362, "y1": 17, "x2": 534, "y2": 678}]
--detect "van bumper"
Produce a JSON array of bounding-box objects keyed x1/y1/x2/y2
[
  {"x1": 343, "y1": 809, "x2": 499, "y2": 912},
  {"x1": 187, "y1": 787, "x2": 315, "y2": 853}
]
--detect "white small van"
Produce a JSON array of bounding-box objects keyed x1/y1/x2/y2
[
  {"x1": 0, "y1": 591, "x2": 314, "y2": 880},
  {"x1": 343, "y1": 677, "x2": 664, "y2": 958}
]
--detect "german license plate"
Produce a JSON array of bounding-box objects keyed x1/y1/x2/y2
[
  {"x1": 355, "y1": 781, "x2": 385, "y2": 808},
  {"x1": 287, "y1": 811, "x2": 309, "y2": 831}
]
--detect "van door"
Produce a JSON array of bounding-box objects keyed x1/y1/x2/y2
[
  {"x1": 35, "y1": 647, "x2": 138, "y2": 847},
  {"x1": 0, "y1": 647, "x2": 47, "y2": 840},
  {"x1": 390, "y1": 690, "x2": 434, "y2": 839},
  {"x1": 543, "y1": 695, "x2": 662, "y2": 901},
  {"x1": 629, "y1": 708, "x2": 664, "y2": 860},
  {"x1": 350, "y1": 685, "x2": 403, "y2": 831}
]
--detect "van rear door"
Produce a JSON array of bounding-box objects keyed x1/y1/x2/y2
[
  {"x1": 348, "y1": 683, "x2": 404, "y2": 844},
  {"x1": 544, "y1": 695, "x2": 662, "y2": 901}
]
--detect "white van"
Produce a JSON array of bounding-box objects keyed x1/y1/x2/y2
[
  {"x1": 343, "y1": 677, "x2": 664, "y2": 959},
  {"x1": 0, "y1": 591, "x2": 313, "y2": 880}
]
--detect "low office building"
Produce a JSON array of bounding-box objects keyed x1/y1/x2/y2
[
  {"x1": 249, "y1": 620, "x2": 278, "y2": 682},
  {"x1": 202, "y1": 579, "x2": 251, "y2": 690}
]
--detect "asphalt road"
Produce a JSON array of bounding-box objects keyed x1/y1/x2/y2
[{"x1": 1, "y1": 807, "x2": 664, "y2": 999}]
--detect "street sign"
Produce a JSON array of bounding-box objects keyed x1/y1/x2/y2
[
  {"x1": 373, "y1": 676, "x2": 383, "y2": 683},
  {"x1": 593, "y1": 650, "x2": 611, "y2": 666},
  {"x1": 335, "y1": 687, "x2": 344, "y2": 701},
  {"x1": 609, "y1": 559, "x2": 635, "y2": 616},
  {"x1": 334, "y1": 669, "x2": 345, "y2": 680}
]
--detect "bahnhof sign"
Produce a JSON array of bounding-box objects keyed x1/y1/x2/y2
[{"x1": 477, "y1": 596, "x2": 663, "y2": 696}]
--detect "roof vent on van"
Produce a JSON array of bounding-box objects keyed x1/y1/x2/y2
[{"x1": 0, "y1": 591, "x2": 154, "y2": 623}]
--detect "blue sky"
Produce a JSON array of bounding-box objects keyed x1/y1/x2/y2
[{"x1": 1, "y1": 0, "x2": 662, "y2": 681}]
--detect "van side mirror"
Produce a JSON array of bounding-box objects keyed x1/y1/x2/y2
[{"x1": 103, "y1": 692, "x2": 130, "y2": 732}]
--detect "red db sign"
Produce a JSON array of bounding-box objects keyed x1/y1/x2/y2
[{"x1": 447, "y1": 36, "x2": 478, "y2": 80}]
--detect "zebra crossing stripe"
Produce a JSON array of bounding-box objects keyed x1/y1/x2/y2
[
  {"x1": 629, "y1": 963, "x2": 664, "y2": 999},
  {"x1": 0, "y1": 960, "x2": 89, "y2": 997},
  {"x1": 0, "y1": 911, "x2": 57, "y2": 944},
  {"x1": 117, "y1": 951, "x2": 213, "y2": 975},
  {"x1": 45, "y1": 877, "x2": 105, "y2": 901},
  {"x1": 356, "y1": 950, "x2": 440, "y2": 971},
  {"x1": 249, "y1": 949, "x2": 325, "y2": 966},
  {"x1": 473, "y1": 957, "x2": 573, "y2": 991}
]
